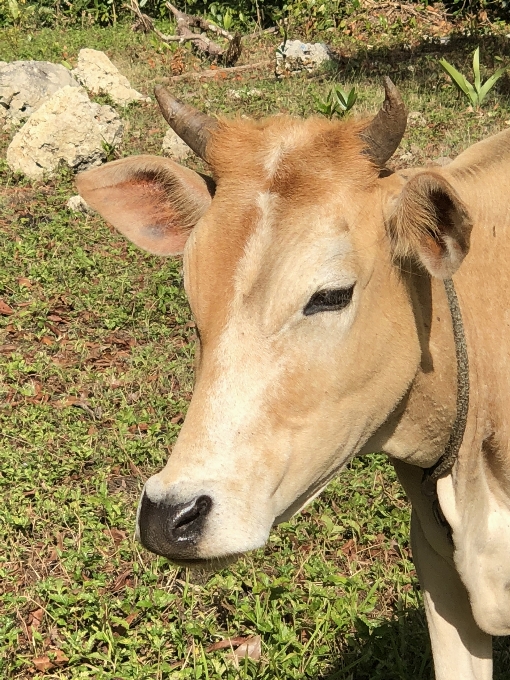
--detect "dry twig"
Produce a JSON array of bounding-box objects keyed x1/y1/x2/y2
[{"x1": 156, "y1": 60, "x2": 271, "y2": 83}]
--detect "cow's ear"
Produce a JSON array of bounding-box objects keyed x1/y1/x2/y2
[
  {"x1": 76, "y1": 155, "x2": 214, "y2": 256},
  {"x1": 388, "y1": 171, "x2": 472, "y2": 278}
]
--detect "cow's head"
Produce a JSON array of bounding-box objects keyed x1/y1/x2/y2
[{"x1": 77, "y1": 79, "x2": 472, "y2": 566}]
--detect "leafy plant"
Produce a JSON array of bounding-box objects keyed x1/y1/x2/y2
[
  {"x1": 315, "y1": 84, "x2": 358, "y2": 119},
  {"x1": 7, "y1": 0, "x2": 20, "y2": 22},
  {"x1": 439, "y1": 47, "x2": 507, "y2": 109}
]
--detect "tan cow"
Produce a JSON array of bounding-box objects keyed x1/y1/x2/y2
[{"x1": 77, "y1": 79, "x2": 510, "y2": 680}]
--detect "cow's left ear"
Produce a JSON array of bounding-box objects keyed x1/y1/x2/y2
[{"x1": 388, "y1": 171, "x2": 472, "y2": 278}]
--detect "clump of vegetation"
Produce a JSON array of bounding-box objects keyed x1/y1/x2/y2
[
  {"x1": 440, "y1": 47, "x2": 507, "y2": 109},
  {"x1": 5, "y1": 0, "x2": 508, "y2": 31},
  {"x1": 315, "y1": 84, "x2": 358, "y2": 119}
]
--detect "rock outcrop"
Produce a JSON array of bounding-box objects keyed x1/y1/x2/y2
[
  {"x1": 73, "y1": 49, "x2": 150, "y2": 106},
  {"x1": 7, "y1": 86, "x2": 124, "y2": 179},
  {"x1": 161, "y1": 128, "x2": 192, "y2": 162},
  {"x1": 275, "y1": 40, "x2": 332, "y2": 76},
  {"x1": 0, "y1": 61, "x2": 79, "y2": 129}
]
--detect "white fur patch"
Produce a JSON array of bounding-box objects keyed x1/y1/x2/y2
[{"x1": 263, "y1": 126, "x2": 309, "y2": 180}]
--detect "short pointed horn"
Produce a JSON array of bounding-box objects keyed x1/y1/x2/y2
[
  {"x1": 360, "y1": 77, "x2": 407, "y2": 167},
  {"x1": 154, "y1": 85, "x2": 217, "y2": 161}
]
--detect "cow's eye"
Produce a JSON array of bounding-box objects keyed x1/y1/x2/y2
[{"x1": 303, "y1": 285, "x2": 354, "y2": 316}]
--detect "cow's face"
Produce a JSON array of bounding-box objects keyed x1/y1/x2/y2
[{"x1": 77, "y1": 87, "x2": 471, "y2": 565}]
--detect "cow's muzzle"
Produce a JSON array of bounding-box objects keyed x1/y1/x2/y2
[{"x1": 137, "y1": 491, "x2": 212, "y2": 561}]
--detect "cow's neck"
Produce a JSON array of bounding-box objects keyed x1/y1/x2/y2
[{"x1": 365, "y1": 271, "x2": 460, "y2": 468}]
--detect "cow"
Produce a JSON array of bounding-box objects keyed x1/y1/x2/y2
[{"x1": 76, "y1": 78, "x2": 510, "y2": 679}]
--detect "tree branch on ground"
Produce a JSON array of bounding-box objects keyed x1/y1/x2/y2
[
  {"x1": 129, "y1": 0, "x2": 242, "y2": 65},
  {"x1": 156, "y1": 60, "x2": 272, "y2": 83}
]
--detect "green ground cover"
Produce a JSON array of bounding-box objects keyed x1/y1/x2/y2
[{"x1": 1, "y1": 12, "x2": 510, "y2": 678}]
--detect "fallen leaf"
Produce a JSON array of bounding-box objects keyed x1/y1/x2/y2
[
  {"x1": 33, "y1": 650, "x2": 68, "y2": 671},
  {"x1": 128, "y1": 460, "x2": 143, "y2": 477},
  {"x1": 207, "y1": 636, "x2": 249, "y2": 652},
  {"x1": 47, "y1": 314, "x2": 64, "y2": 322},
  {"x1": 104, "y1": 527, "x2": 127, "y2": 546},
  {"x1": 40, "y1": 336, "x2": 54, "y2": 345},
  {"x1": 27, "y1": 608, "x2": 44, "y2": 634},
  {"x1": 112, "y1": 569, "x2": 132, "y2": 592},
  {"x1": 0, "y1": 299, "x2": 14, "y2": 315},
  {"x1": 227, "y1": 636, "x2": 261, "y2": 665},
  {"x1": 52, "y1": 650, "x2": 68, "y2": 666},
  {"x1": 128, "y1": 422, "x2": 148, "y2": 433},
  {"x1": 341, "y1": 538, "x2": 356, "y2": 558},
  {"x1": 33, "y1": 656, "x2": 53, "y2": 672},
  {"x1": 0, "y1": 345, "x2": 17, "y2": 353},
  {"x1": 18, "y1": 277, "x2": 32, "y2": 287}
]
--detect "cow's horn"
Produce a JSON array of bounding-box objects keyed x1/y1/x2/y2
[
  {"x1": 360, "y1": 77, "x2": 407, "y2": 167},
  {"x1": 154, "y1": 85, "x2": 217, "y2": 161}
]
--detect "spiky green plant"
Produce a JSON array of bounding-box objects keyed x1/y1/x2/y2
[{"x1": 439, "y1": 47, "x2": 506, "y2": 109}]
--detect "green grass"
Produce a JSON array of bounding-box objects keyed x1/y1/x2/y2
[{"x1": 1, "y1": 17, "x2": 510, "y2": 679}]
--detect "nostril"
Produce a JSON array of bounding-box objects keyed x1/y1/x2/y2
[
  {"x1": 137, "y1": 491, "x2": 213, "y2": 558},
  {"x1": 168, "y1": 495, "x2": 212, "y2": 538}
]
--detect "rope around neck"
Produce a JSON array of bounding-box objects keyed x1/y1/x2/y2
[{"x1": 423, "y1": 278, "x2": 470, "y2": 490}]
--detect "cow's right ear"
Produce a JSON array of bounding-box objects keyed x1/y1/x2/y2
[{"x1": 76, "y1": 155, "x2": 214, "y2": 256}]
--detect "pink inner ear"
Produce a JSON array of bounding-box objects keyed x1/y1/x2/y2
[{"x1": 89, "y1": 177, "x2": 191, "y2": 256}]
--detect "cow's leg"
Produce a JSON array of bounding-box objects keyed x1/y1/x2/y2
[{"x1": 411, "y1": 508, "x2": 492, "y2": 680}]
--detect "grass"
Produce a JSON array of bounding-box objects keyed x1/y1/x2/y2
[{"x1": 1, "y1": 12, "x2": 510, "y2": 679}]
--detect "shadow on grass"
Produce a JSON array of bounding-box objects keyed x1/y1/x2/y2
[
  {"x1": 320, "y1": 608, "x2": 510, "y2": 680},
  {"x1": 330, "y1": 32, "x2": 510, "y2": 95}
]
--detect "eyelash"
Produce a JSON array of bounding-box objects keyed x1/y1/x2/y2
[{"x1": 303, "y1": 285, "x2": 355, "y2": 316}]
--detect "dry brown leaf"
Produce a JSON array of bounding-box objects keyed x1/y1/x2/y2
[
  {"x1": 40, "y1": 336, "x2": 54, "y2": 345},
  {"x1": 341, "y1": 538, "x2": 356, "y2": 557},
  {"x1": 128, "y1": 422, "x2": 148, "y2": 433},
  {"x1": 128, "y1": 460, "x2": 143, "y2": 477},
  {"x1": 0, "y1": 299, "x2": 14, "y2": 315},
  {"x1": 27, "y1": 608, "x2": 44, "y2": 634},
  {"x1": 18, "y1": 277, "x2": 32, "y2": 287},
  {"x1": 33, "y1": 650, "x2": 68, "y2": 671},
  {"x1": 206, "y1": 636, "x2": 248, "y2": 652},
  {"x1": 0, "y1": 344, "x2": 17, "y2": 353},
  {"x1": 33, "y1": 655, "x2": 53, "y2": 672},
  {"x1": 226, "y1": 635, "x2": 261, "y2": 665},
  {"x1": 104, "y1": 527, "x2": 127, "y2": 546},
  {"x1": 47, "y1": 314, "x2": 64, "y2": 322},
  {"x1": 112, "y1": 569, "x2": 133, "y2": 592}
]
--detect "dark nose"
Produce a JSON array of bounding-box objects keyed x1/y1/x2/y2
[{"x1": 138, "y1": 492, "x2": 212, "y2": 560}]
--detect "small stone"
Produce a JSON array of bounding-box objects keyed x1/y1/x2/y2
[
  {"x1": 73, "y1": 49, "x2": 150, "y2": 107},
  {"x1": 7, "y1": 86, "x2": 124, "y2": 180},
  {"x1": 0, "y1": 60, "x2": 79, "y2": 128},
  {"x1": 67, "y1": 195, "x2": 94, "y2": 213},
  {"x1": 408, "y1": 111, "x2": 426, "y2": 127},
  {"x1": 161, "y1": 128, "x2": 192, "y2": 162},
  {"x1": 275, "y1": 40, "x2": 332, "y2": 76}
]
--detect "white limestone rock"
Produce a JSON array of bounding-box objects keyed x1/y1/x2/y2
[
  {"x1": 275, "y1": 40, "x2": 332, "y2": 76},
  {"x1": 67, "y1": 194, "x2": 94, "y2": 214},
  {"x1": 0, "y1": 61, "x2": 79, "y2": 129},
  {"x1": 73, "y1": 48, "x2": 150, "y2": 107},
  {"x1": 161, "y1": 128, "x2": 192, "y2": 162},
  {"x1": 7, "y1": 86, "x2": 124, "y2": 180}
]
